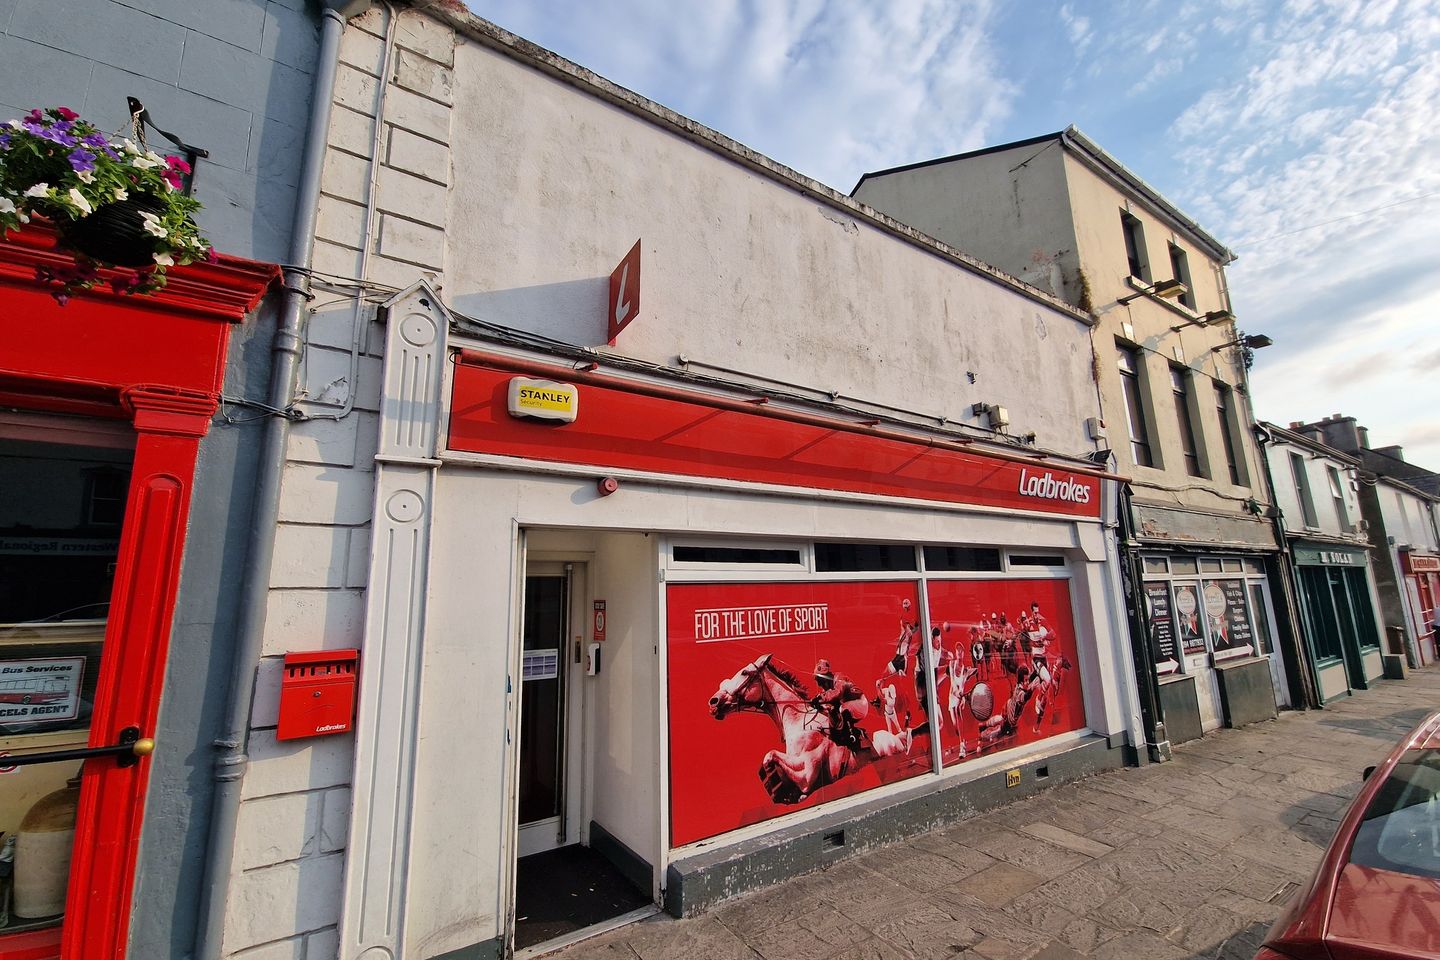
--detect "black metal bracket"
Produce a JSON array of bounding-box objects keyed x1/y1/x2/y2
[{"x1": 3, "y1": 726, "x2": 148, "y2": 769}]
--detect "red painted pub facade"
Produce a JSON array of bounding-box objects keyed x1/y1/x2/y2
[{"x1": 0, "y1": 226, "x2": 275, "y2": 959}]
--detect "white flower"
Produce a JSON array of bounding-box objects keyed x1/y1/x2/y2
[
  {"x1": 77, "y1": 170, "x2": 94, "y2": 184},
  {"x1": 16, "y1": 212, "x2": 28, "y2": 223},
  {"x1": 153, "y1": 251, "x2": 174, "y2": 267},
  {"x1": 6, "y1": 119, "x2": 22, "y2": 130},
  {"x1": 122, "y1": 139, "x2": 139, "y2": 155},
  {"x1": 67, "y1": 188, "x2": 92, "y2": 216},
  {"x1": 140, "y1": 212, "x2": 168, "y2": 238},
  {"x1": 24, "y1": 183, "x2": 50, "y2": 198},
  {"x1": 131, "y1": 156, "x2": 160, "y2": 169},
  {"x1": 113, "y1": 188, "x2": 128, "y2": 201},
  {"x1": 0, "y1": 197, "x2": 14, "y2": 215},
  {"x1": 144, "y1": 149, "x2": 164, "y2": 163}
]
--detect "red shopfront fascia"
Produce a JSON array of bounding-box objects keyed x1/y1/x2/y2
[
  {"x1": 0, "y1": 226, "x2": 278, "y2": 960},
  {"x1": 448, "y1": 352, "x2": 1107, "y2": 519}
]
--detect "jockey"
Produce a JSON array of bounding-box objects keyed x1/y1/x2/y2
[{"x1": 814, "y1": 659, "x2": 870, "y2": 749}]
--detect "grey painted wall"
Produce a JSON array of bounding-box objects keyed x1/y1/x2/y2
[
  {"x1": 0, "y1": 0, "x2": 319, "y2": 263},
  {"x1": 0, "y1": 1, "x2": 321, "y2": 956}
]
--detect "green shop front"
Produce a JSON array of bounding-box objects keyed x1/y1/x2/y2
[{"x1": 1291, "y1": 544, "x2": 1385, "y2": 702}]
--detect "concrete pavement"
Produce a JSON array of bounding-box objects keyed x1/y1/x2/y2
[{"x1": 558, "y1": 666, "x2": 1440, "y2": 960}]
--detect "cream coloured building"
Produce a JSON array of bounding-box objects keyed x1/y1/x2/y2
[{"x1": 855, "y1": 130, "x2": 1298, "y2": 746}]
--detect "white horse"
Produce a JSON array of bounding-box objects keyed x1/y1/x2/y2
[{"x1": 708, "y1": 654, "x2": 911, "y2": 804}]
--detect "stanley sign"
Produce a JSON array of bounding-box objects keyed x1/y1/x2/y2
[{"x1": 507, "y1": 377, "x2": 579, "y2": 423}]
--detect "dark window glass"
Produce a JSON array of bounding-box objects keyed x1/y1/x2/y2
[
  {"x1": 1170, "y1": 367, "x2": 1202, "y2": 477},
  {"x1": 1168, "y1": 243, "x2": 1195, "y2": 309},
  {"x1": 1290, "y1": 452, "x2": 1319, "y2": 527},
  {"x1": 1117, "y1": 345, "x2": 1154, "y2": 467},
  {"x1": 814, "y1": 543, "x2": 916, "y2": 572},
  {"x1": 1121, "y1": 213, "x2": 1149, "y2": 280},
  {"x1": 1327, "y1": 466, "x2": 1351, "y2": 531},
  {"x1": 672, "y1": 546, "x2": 802, "y2": 564},
  {"x1": 1009, "y1": 555, "x2": 1066, "y2": 567},
  {"x1": 1349, "y1": 749, "x2": 1440, "y2": 880},
  {"x1": 1215, "y1": 384, "x2": 1242, "y2": 484},
  {"x1": 84, "y1": 467, "x2": 129, "y2": 526},
  {"x1": 923, "y1": 546, "x2": 1002, "y2": 572}
]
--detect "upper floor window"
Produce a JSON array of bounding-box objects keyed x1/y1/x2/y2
[
  {"x1": 1117, "y1": 344, "x2": 1154, "y2": 467},
  {"x1": 1170, "y1": 366, "x2": 1202, "y2": 477},
  {"x1": 1214, "y1": 383, "x2": 1243, "y2": 485},
  {"x1": 1326, "y1": 466, "x2": 1352, "y2": 532},
  {"x1": 1168, "y1": 243, "x2": 1195, "y2": 309},
  {"x1": 1290, "y1": 452, "x2": 1319, "y2": 528},
  {"x1": 1121, "y1": 212, "x2": 1150, "y2": 281}
]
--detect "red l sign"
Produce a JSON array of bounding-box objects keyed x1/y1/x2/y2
[{"x1": 608, "y1": 239, "x2": 641, "y2": 344}]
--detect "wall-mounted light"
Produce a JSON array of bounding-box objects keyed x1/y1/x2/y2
[
  {"x1": 1211, "y1": 333, "x2": 1273, "y2": 352},
  {"x1": 1118, "y1": 277, "x2": 1188, "y2": 305}
]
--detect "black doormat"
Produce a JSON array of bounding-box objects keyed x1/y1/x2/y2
[{"x1": 515, "y1": 844, "x2": 651, "y2": 950}]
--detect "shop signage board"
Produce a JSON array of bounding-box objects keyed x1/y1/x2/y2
[
  {"x1": 1173, "y1": 582, "x2": 1207, "y2": 656},
  {"x1": 925, "y1": 579, "x2": 1086, "y2": 768},
  {"x1": 1206, "y1": 579, "x2": 1255, "y2": 661},
  {"x1": 1403, "y1": 553, "x2": 1440, "y2": 573},
  {"x1": 0, "y1": 656, "x2": 84, "y2": 722},
  {"x1": 666, "y1": 581, "x2": 933, "y2": 846},
  {"x1": 450, "y1": 358, "x2": 1103, "y2": 519},
  {"x1": 607, "y1": 239, "x2": 641, "y2": 343},
  {"x1": 506, "y1": 377, "x2": 578, "y2": 423},
  {"x1": 1143, "y1": 582, "x2": 1180, "y2": 675},
  {"x1": 1294, "y1": 546, "x2": 1365, "y2": 567}
]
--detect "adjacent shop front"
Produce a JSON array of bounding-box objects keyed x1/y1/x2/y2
[
  {"x1": 0, "y1": 227, "x2": 274, "y2": 959},
  {"x1": 333, "y1": 289, "x2": 1142, "y2": 960},
  {"x1": 1129, "y1": 499, "x2": 1285, "y2": 742},
  {"x1": 1400, "y1": 551, "x2": 1439, "y2": 666},
  {"x1": 1290, "y1": 544, "x2": 1385, "y2": 702}
]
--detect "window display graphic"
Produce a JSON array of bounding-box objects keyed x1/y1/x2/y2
[
  {"x1": 1144, "y1": 582, "x2": 1180, "y2": 675},
  {"x1": 1205, "y1": 579, "x2": 1255, "y2": 661},
  {"x1": 1174, "y1": 582, "x2": 1207, "y2": 655},
  {"x1": 667, "y1": 581, "x2": 933, "y2": 846},
  {"x1": 0, "y1": 657, "x2": 83, "y2": 722},
  {"x1": 925, "y1": 580, "x2": 1085, "y2": 768}
]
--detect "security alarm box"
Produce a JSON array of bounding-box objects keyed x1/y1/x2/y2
[{"x1": 277, "y1": 649, "x2": 359, "y2": 741}]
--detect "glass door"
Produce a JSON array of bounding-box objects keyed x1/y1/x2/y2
[
  {"x1": 0, "y1": 420, "x2": 134, "y2": 945},
  {"x1": 517, "y1": 573, "x2": 568, "y2": 857}
]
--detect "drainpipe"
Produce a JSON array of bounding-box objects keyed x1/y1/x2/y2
[
  {"x1": 1116, "y1": 484, "x2": 1170, "y2": 762},
  {"x1": 192, "y1": 3, "x2": 373, "y2": 958}
]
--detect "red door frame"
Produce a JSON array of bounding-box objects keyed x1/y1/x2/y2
[{"x1": 0, "y1": 226, "x2": 277, "y2": 959}]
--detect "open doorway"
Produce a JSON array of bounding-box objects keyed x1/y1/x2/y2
[{"x1": 513, "y1": 559, "x2": 651, "y2": 953}]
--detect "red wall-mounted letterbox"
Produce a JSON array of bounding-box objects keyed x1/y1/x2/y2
[{"x1": 277, "y1": 649, "x2": 359, "y2": 741}]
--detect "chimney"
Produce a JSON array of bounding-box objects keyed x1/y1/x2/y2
[
  {"x1": 1374, "y1": 444, "x2": 1405, "y2": 462},
  {"x1": 1289, "y1": 421, "x2": 1303, "y2": 429},
  {"x1": 1357, "y1": 426, "x2": 1370, "y2": 449}
]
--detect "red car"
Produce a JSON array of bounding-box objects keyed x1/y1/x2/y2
[{"x1": 1256, "y1": 710, "x2": 1440, "y2": 959}]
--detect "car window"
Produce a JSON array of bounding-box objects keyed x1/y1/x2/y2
[{"x1": 1350, "y1": 749, "x2": 1440, "y2": 880}]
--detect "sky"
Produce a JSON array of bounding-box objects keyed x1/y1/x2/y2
[{"x1": 468, "y1": 0, "x2": 1440, "y2": 468}]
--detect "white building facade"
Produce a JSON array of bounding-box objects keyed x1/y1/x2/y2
[{"x1": 217, "y1": 6, "x2": 1148, "y2": 959}]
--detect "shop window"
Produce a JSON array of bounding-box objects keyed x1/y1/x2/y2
[
  {"x1": 814, "y1": 542, "x2": 916, "y2": 572},
  {"x1": 1242, "y1": 558, "x2": 1265, "y2": 575},
  {"x1": 1299, "y1": 566, "x2": 1343, "y2": 661},
  {"x1": 1167, "y1": 243, "x2": 1195, "y2": 309},
  {"x1": 1290, "y1": 452, "x2": 1319, "y2": 527},
  {"x1": 1200, "y1": 558, "x2": 1223, "y2": 573},
  {"x1": 1142, "y1": 557, "x2": 1169, "y2": 574},
  {"x1": 1327, "y1": 466, "x2": 1352, "y2": 532},
  {"x1": 1121, "y1": 212, "x2": 1150, "y2": 281},
  {"x1": 1009, "y1": 554, "x2": 1066, "y2": 568},
  {"x1": 1222, "y1": 558, "x2": 1243, "y2": 572},
  {"x1": 671, "y1": 545, "x2": 803, "y2": 565},
  {"x1": 922, "y1": 546, "x2": 1002, "y2": 572},
  {"x1": 1214, "y1": 384, "x2": 1243, "y2": 485},
  {"x1": 1170, "y1": 366, "x2": 1203, "y2": 477},
  {"x1": 1249, "y1": 583, "x2": 1274, "y2": 656},
  {"x1": 1117, "y1": 345, "x2": 1155, "y2": 468},
  {"x1": 1172, "y1": 557, "x2": 1199, "y2": 575}
]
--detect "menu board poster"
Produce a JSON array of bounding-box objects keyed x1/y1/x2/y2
[
  {"x1": 1143, "y1": 582, "x2": 1179, "y2": 675},
  {"x1": 1172, "y1": 582, "x2": 1207, "y2": 656},
  {"x1": 1205, "y1": 579, "x2": 1255, "y2": 661}
]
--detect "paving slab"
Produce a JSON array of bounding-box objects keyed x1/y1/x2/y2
[{"x1": 555, "y1": 666, "x2": 1440, "y2": 959}]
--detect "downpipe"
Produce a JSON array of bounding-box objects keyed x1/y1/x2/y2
[{"x1": 192, "y1": 3, "x2": 373, "y2": 959}]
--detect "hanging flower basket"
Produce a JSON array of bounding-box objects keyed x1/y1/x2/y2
[{"x1": 0, "y1": 107, "x2": 214, "y2": 304}]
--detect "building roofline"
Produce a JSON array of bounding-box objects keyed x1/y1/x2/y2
[
  {"x1": 850, "y1": 125, "x2": 1237, "y2": 266},
  {"x1": 400, "y1": 2, "x2": 1094, "y2": 329},
  {"x1": 1259, "y1": 421, "x2": 1362, "y2": 467}
]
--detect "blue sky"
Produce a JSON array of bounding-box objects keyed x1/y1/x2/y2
[{"x1": 469, "y1": 0, "x2": 1440, "y2": 467}]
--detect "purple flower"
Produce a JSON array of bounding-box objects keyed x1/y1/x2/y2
[
  {"x1": 68, "y1": 148, "x2": 97, "y2": 173},
  {"x1": 37, "y1": 126, "x2": 77, "y2": 148},
  {"x1": 0, "y1": 134, "x2": 10, "y2": 151}
]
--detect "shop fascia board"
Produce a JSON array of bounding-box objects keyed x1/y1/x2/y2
[{"x1": 400, "y1": 1, "x2": 1093, "y2": 328}]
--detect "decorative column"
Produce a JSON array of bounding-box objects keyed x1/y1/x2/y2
[{"x1": 339, "y1": 282, "x2": 449, "y2": 960}]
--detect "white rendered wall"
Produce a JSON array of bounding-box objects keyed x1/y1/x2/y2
[{"x1": 1264, "y1": 439, "x2": 1365, "y2": 542}]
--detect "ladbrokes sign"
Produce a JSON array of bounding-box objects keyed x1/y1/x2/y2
[{"x1": 1018, "y1": 468, "x2": 1093, "y2": 505}]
